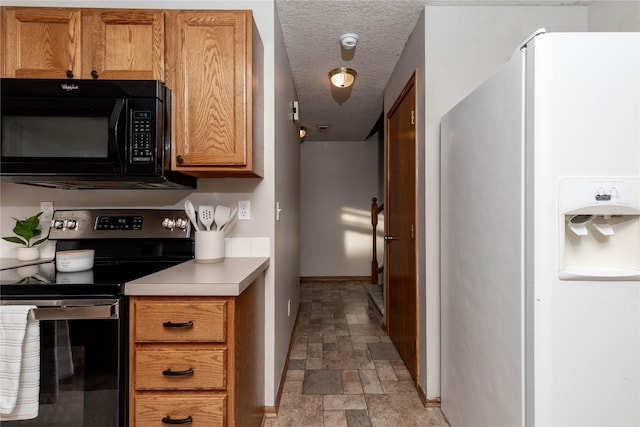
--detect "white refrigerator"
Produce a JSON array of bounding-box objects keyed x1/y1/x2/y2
[{"x1": 440, "y1": 31, "x2": 640, "y2": 427}]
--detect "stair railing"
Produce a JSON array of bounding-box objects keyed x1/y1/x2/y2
[{"x1": 371, "y1": 197, "x2": 384, "y2": 284}]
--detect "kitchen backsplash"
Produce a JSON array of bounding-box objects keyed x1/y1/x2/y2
[
  {"x1": 1, "y1": 237, "x2": 270, "y2": 260},
  {"x1": 224, "y1": 237, "x2": 270, "y2": 257}
]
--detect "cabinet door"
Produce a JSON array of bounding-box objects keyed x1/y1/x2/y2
[
  {"x1": 88, "y1": 10, "x2": 164, "y2": 80},
  {"x1": 3, "y1": 7, "x2": 81, "y2": 78},
  {"x1": 168, "y1": 11, "x2": 253, "y2": 173}
]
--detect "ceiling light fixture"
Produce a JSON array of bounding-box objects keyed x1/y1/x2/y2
[
  {"x1": 329, "y1": 67, "x2": 357, "y2": 88},
  {"x1": 299, "y1": 126, "x2": 307, "y2": 140}
]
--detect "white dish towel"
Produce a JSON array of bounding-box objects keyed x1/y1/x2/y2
[{"x1": 0, "y1": 305, "x2": 40, "y2": 421}]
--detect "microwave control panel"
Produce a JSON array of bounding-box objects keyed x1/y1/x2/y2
[{"x1": 131, "y1": 110, "x2": 154, "y2": 163}]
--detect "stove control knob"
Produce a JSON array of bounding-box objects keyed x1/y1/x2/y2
[
  {"x1": 162, "y1": 218, "x2": 176, "y2": 230},
  {"x1": 65, "y1": 219, "x2": 77, "y2": 230},
  {"x1": 53, "y1": 219, "x2": 65, "y2": 229},
  {"x1": 175, "y1": 218, "x2": 188, "y2": 230}
]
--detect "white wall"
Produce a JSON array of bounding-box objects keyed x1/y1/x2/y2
[
  {"x1": 385, "y1": 4, "x2": 590, "y2": 401},
  {"x1": 299, "y1": 137, "x2": 380, "y2": 277},
  {"x1": 0, "y1": 0, "x2": 294, "y2": 409},
  {"x1": 589, "y1": 0, "x2": 640, "y2": 31},
  {"x1": 272, "y1": 6, "x2": 301, "y2": 406}
]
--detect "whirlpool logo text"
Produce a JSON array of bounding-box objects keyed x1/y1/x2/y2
[{"x1": 61, "y1": 83, "x2": 79, "y2": 91}]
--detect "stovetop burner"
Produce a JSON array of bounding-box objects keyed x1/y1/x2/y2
[
  {"x1": 0, "y1": 209, "x2": 193, "y2": 299},
  {"x1": 0, "y1": 259, "x2": 187, "y2": 298}
]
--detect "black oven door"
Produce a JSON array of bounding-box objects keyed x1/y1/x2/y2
[
  {"x1": 0, "y1": 299, "x2": 126, "y2": 427},
  {"x1": 0, "y1": 96, "x2": 126, "y2": 176}
]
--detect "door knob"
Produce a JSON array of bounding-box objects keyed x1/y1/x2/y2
[{"x1": 384, "y1": 235, "x2": 398, "y2": 241}]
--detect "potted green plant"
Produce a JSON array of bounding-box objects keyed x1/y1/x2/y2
[{"x1": 2, "y1": 212, "x2": 47, "y2": 261}]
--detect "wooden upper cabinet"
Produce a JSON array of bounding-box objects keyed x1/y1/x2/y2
[
  {"x1": 1, "y1": 7, "x2": 263, "y2": 178},
  {"x1": 87, "y1": 10, "x2": 164, "y2": 81},
  {"x1": 167, "y1": 10, "x2": 263, "y2": 177},
  {"x1": 3, "y1": 8, "x2": 81, "y2": 78},
  {"x1": 2, "y1": 7, "x2": 164, "y2": 80}
]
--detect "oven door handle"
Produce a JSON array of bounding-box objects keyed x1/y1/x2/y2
[{"x1": 30, "y1": 302, "x2": 119, "y2": 321}]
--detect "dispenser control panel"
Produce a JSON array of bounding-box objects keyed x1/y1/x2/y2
[{"x1": 560, "y1": 177, "x2": 640, "y2": 215}]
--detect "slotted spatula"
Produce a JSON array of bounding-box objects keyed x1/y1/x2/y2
[{"x1": 199, "y1": 205, "x2": 215, "y2": 231}]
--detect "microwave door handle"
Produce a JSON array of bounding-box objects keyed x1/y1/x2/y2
[
  {"x1": 109, "y1": 98, "x2": 126, "y2": 167},
  {"x1": 30, "y1": 302, "x2": 119, "y2": 321}
]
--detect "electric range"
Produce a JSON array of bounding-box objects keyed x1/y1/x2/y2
[{"x1": 0, "y1": 209, "x2": 193, "y2": 426}]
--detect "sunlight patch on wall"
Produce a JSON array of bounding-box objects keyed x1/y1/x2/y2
[
  {"x1": 340, "y1": 206, "x2": 371, "y2": 230},
  {"x1": 341, "y1": 207, "x2": 374, "y2": 260},
  {"x1": 343, "y1": 229, "x2": 371, "y2": 259}
]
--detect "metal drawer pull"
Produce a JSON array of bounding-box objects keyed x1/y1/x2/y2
[
  {"x1": 162, "y1": 321, "x2": 194, "y2": 328},
  {"x1": 162, "y1": 368, "x2": 194, "y2": 376},
  {"x1": 161, "y1": 415, "x2": 193, "y2": 424},
  {"x1": 29, "y1": 302, "x2": 119, "y2": 321}
]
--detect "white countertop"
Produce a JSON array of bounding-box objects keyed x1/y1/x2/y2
[{"x1": 124, "y1": 257, "x2": 270, "y2": 297}]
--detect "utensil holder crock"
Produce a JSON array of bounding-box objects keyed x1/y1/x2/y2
[{"x1": 194, "y1": 231, "x2": 225, "y2": 263}]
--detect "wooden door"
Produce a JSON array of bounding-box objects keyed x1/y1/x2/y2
[
  {"x1": 385, "y1": 74, "x2": 418, "y2": 380},
  {"x1": 88, "y1": 10, "x2": 165, "y2": 80},
  {"x1": 168, "y1": 10, "x2": 251, "y2": 172},
  {"x1": 3, "y1": 7, "x2": 81, "y2": 78}
]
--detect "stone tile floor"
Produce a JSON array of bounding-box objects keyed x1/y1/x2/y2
[{"x1": 263, "y1": 280, "x2": 450, "y2": 427}]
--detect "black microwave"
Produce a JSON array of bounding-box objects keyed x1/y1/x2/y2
[{"x1": 0, "y1": 78, "x2": 195, "y2": 189}]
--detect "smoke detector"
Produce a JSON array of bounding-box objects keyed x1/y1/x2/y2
[{"x1": 340, "y1": 33, "x2": 358, "y2": 50}]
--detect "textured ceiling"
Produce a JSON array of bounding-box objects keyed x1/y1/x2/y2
[
  {"x1": 276, "y1": 0, "x2": 592, "y2": 142},
  {"x1": 277, "y1": 0, "x2": 426, "y2": 141}
]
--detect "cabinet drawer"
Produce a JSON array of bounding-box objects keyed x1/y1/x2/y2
[
  {"x1": 134, "y1": 394, "x2": 225, "y2": 427},
  {"x1": 133, "y1": 300, "x2": 227, "y2": 342},
  {"x1": 135, "y1": 348, "x2": 226, "y2": 390}
]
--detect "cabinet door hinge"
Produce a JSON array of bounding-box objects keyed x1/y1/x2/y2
[
  {"x1": 411, "y1": 110, "x2": 415, "y2": 125},
  {"x1": 410, "y1": 224, "x2": 415, "y2": 239}
]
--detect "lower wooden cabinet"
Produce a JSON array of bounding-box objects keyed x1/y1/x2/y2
[{"x1": 129, "y1": 280, "x2": 264, "y2": 426}]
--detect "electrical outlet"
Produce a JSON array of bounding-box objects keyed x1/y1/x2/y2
[
  {"x1": 238, "y1": 200, "x2": 250, "y2": 220},
  {"x1": 40, "y1": 202, "x2": 54, "y2": 223}
]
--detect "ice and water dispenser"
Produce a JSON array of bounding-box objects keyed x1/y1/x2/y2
[{"x1": 559, "y1": 178, "x2": 640, "y2": 280}]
